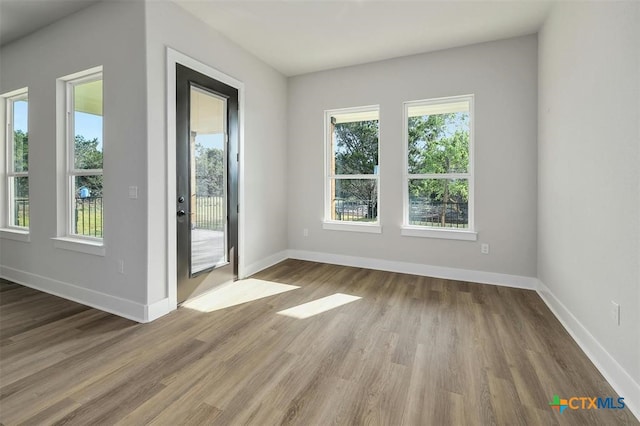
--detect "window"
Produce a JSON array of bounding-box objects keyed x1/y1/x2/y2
[
  {"x1": 4, "y1": 89, "x2": 29, "y2": 230},
  {"x1": 65, "y1": 70, "x2": 104, "y2": 240},
  {"x1": 324, "y1": 106, "x2": 380, "y2": 232},
  {"x1": 402, "y1": 95, "x2": 476, "y2": 240}
]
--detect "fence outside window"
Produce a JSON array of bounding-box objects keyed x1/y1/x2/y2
[
  {"x1": 333, "y1": 198, "x2": 377, "y2": 222},
  {"x1": 74, "y1": 196, "x2": 103, "y2": 237},
  {"x1": 14, "y1": 196, "x2": 467, "y2": 236},
  {"x1": 193, "y1": 196, "x2": 225, "y2": 231},
  {"x1": 13, "y1": 198, "x2": 29, "y2": 227},
  {"x1": 409, "y1": 198, "x2": 468, "y2": 228}
]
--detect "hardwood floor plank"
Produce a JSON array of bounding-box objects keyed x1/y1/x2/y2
[
  {"x1": 16, "y1": 397, "x2": 82, "y2": 426},
  {"x1": 486, "y1": 371, "x2": 527, "y2": 426},
  {"x1": 181, "y1": 402, "x2": 222, "y2": 426},
  {"x1": 403, "y1": 342, "x2": 429, "y2": 425},
  {"x1": 115, "y1": 362, "x2": 224, "y2": 425}
]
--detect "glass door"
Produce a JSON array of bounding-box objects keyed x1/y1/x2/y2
[{"x1": 176, "y1": 64, "x2": 239, "y2": 303}]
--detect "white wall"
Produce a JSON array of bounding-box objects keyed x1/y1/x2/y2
[
  {"x1": 144, "y1": 1, "x2": 289, "y2": 303},
  {"x1": 287, "y1": 36, "x2": 538, "y2": 278},
  {"x1": 0, "y1": 1, "x2": 150, "y2": 318},
  {"x1": 538, "y1": 0, "x2": 640, "y2": 401}
]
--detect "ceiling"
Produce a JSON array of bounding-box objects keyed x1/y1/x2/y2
[
  {"x1": 174, "y1": 0, "x2": 554, "y2": 76},
  {"x1": 0, "y1": 0, "x2": 101, "y2": 46},
  {"x1": 0, "y1": 0, "x2": 554, "y2": 76}
]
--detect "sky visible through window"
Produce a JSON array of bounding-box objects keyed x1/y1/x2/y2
[
  {"x1": 196, "y1": 133, "x2": 224, "y2": 150},
  {"x1": 75, "y1": 111, "x2": 103, "y2": 151},
  {"x1": 13, "y1": 101, "x2": 27, "y2": 132}
]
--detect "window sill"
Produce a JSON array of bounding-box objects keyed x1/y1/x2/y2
[
  {"x1": 323, "y1": 221, "x2": 382, "y2": 234},
  {"x1": 52, "y1": 237, "x2": 105, "y2": 256},
  {"x1": 401, "y1": 226, "x2": 477, "y2": 241},
  {"x1": 0, "y1": 228, "x2": 30, "y2": 242}
]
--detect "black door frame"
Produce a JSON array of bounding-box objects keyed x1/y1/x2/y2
[{"x1": 175, "y1": 63, "x2": 239, "y2": 301}]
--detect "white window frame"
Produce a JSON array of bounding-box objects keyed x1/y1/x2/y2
[
  {"x1": 401, "y1": 95, "x2": 477, "y2": 241},
  {"x1": 323, "y1": 105, "x2": 381, "y2": 234},
  {"x1": 54, "y1": 67, "x2": 105, "y2": 252},
  {"x1": 67, "y1": 71, "x2": 103, "y2": 242},
  {"x1": 1, "y1": 88, "x2": 30, "y2": 241}
]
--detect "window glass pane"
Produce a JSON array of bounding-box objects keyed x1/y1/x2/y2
[
  {"x1": 194, "y1": 126, "x2": 225, "y2": 230},
  {"x1": 407, "y1": 110, "x2": 469, "y2": 174},
  {"x1": 331, "y1": 178, "x2": 377, "y2": 222},
  {"x1": 191, "y1": 85, "x2": 228, "y2": 274},
  {"x1": 12, "y1": 98, "x2": 28, "y2": 172},
  {"x1": 73, "y1": 79, "x2": 103, "y2": 170},
  {"x1": 9, "y1": 176, "x2": 29, "y2": 228},
  {"x1": 73, "y1": 175, "x2": 103, "y2": 237},
  {"x1": 332, "y1": 116, "x2": 379, "y2": 175},
  {"x1": 408, "y1": 178, "x2": 468, "y2": 228}
]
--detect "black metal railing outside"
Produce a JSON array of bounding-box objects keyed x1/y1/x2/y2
[
  {"x1": 409, "y1": 198, "x2": 468, "y2": 228},
  {"x1": 14, "y1": 198, "x2": 29, "y2": 227},
  {"x1": 194, "y1": 196, "x2": 225, "y2": 231},
  {"x1": 12, "y1": 196, "x2": 468, "y2": 235},
  {"x1": 75, "y1": 196, "x2": 103, "y2": 237},
  {"x1": 333, "y1": 199, "x2": 378, "y2": 222}
]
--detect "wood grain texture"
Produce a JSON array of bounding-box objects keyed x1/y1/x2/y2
[{"x1": 0, "y1": 262, "x2": 637, "y2": 425}]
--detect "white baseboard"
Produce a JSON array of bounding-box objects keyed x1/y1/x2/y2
[
  {"x1": 0, "y1": 265, "x2": 168, "y2": 323},
  {"x1": 145, "y1": 297, "x2": 172, "y2": 322},
  {"x1": 242, "y1": 250, "x2": 289, "y2": 278},
  {"x1": 536, "y1": 279, "x2": 640, "y2": 421},
  {"x1": 287, "y1": 249, "x2": 537, "y2": 289}
]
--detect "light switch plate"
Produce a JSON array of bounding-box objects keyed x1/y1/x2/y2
[{"x1": 128, "y1": 186, "x2": 138, "y2": 199}]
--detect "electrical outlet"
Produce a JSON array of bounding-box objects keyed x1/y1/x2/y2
[
  {"x1": 303, "y1": 228, "x2": 309, "y2": 237},
  {"x1": 118, "y1": 259, "x2": 125, "y2": 274},
  {"x1": 481, "y1": 243, "x2": 490, "y2": 254},
  {"x1": 610, "y1": 301, "x2": 620, "y2": 325}
]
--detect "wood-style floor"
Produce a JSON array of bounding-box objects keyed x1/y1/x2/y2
[{"x1": 0, "y1": 260, "x2": 637, "y2": 425}]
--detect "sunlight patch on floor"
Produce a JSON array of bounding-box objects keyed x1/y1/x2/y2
[
  {"x1": 276, "y1": 293, "x2": 362, "y2": 319},
  {"x1": 182, "y1": 278, "x2": 300, "y2": 313}
]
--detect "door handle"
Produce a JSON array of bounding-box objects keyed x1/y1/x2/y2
[{"x1": 177, "y1": 210, "x2": 186, "y2": 217}]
